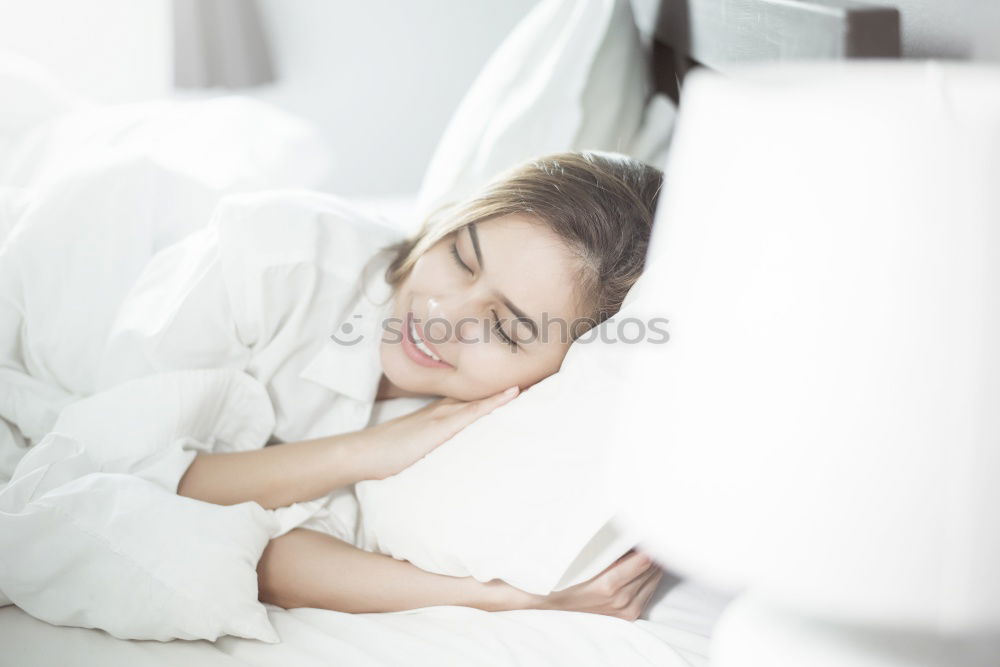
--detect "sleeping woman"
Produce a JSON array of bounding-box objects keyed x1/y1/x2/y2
[{"x1": 101, "y1": 151, "x2": 666, "y2": 620}]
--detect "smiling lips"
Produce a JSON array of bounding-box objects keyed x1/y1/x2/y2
[{"x1": 402, "y1": 312, "x2": 453, "y2": 368}]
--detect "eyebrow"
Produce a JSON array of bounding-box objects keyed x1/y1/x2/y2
[{"x1": 467, "y1": 223, "x2": 539, "y2": 338}]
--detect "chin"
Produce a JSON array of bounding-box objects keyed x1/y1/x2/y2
[{"x1": 380, "y1": 342, "x2": 436, "y2": 395}]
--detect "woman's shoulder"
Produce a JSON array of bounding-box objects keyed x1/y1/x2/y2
[{"x1": 208, "y1": 189, "x2": 406, "y2": 276}]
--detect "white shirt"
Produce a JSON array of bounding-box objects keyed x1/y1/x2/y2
[
  {"x1": 3, "y1": 186, "x2": 430, "y2": 540},
  {"x1": 96, "y1": 189, "x2": 407, "y2": 444}
]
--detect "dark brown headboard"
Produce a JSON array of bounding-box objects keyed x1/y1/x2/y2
[{"x1": 650, "y1": 0, "x2": 901, "y2": 101}]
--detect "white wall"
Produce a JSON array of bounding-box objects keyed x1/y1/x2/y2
[
  {"x1": 0, "y1": 0, "x2": 172, "y2": 103},
  {"x1": 249, "y1": 0, "x2": 538, "y2": 196}
]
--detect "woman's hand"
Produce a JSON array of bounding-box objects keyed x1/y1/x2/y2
[
  {"x1": 356, "y1": 385, "x2": 520, "y2": 480},
  {"x1": 176, "y1": 385, "x2": 519, "y2": 509},
  {"x1": 532, "y1": 550, "x2": 664, "y2": 621}
]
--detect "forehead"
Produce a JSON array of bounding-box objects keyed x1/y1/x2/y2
[{"x1": 470, "y1": 214, "x2": 585, "y2": 322}]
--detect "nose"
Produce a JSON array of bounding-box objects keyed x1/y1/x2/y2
[{"x1": 423, "y1": 293, "x2": 484, "y2": 345}]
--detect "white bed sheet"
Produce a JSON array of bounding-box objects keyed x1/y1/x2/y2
[{"x1": 0, "y1": 576, "x2": 725, "y2": 667}]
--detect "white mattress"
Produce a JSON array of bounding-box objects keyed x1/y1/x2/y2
[{"x1": 0, "y1": 577, "x2": 727, "y2": 666}]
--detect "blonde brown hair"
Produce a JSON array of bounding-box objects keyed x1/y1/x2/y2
[{"x1": 385, "y1": 151, "x2": 663, "y2": 336}]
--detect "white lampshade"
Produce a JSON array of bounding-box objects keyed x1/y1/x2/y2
[{"x1": 613, "y1": 62, "x2": 1000, "y2": 635}]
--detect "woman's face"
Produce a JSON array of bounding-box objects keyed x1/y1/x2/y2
[{"x1": 380, "y1": 214, "x2": 587, "y2": 400}]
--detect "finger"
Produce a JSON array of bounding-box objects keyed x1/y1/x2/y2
[
  {"x1": 620, "y1": 564, "x2": 661, "y2": 599},
  {"x1": 632, "y1": 569, "x2": 665, "y2": 618},
  {"x1": 598, "y1": 548, "x2": 640, "y2": 574},
  {"x1": 473, "y1": 385, "x2": 520, "y2": 416},
  {"x1": 600, "y1": 550, "x2": 652, "y2": 589},
  {"x1": 629, "y1": 549, "x2": 660, "y2": 576},
  {"x1": 615, "y1": 568, "x2": 663, "y2": 621},
  {"x1": 594, "y1": 549, "x2": 639, "y2": 579},
  {"x1": 614, "y1": 548, "x2": 637, "y2": 563},
  {"x1": 438, "y1": 386, "x2": 520, "y2": 439},
  {"x1": 596, "y1": 549, "x2": 633, "y2": 576},
  {"x1": 641, "y1": 569, "x2": 665, "y2": 603}
]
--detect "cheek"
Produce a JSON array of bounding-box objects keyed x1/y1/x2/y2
[{"x1": 452, "y1": 343, "x2": 565, "y2": 395}]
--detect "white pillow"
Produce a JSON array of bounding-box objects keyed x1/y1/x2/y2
[
  {"x1": 416, "y1": 0, "x2": 652, "y2": 215},
  {"x1": 354, "y1": 285, "x2": 658, "y2": 596}
]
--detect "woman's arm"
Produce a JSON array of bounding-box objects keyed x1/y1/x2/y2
[
  {"x1": 257, "y1": 528, "x2": 664, "y2": 620},
  {"x1": 176, "y1": 432, "x2": 369, "y2": 509},
  {"x1": 257, "y1": 528, "x2": 525, "y2": 612},
  {"x1": 178, "y1": 387, "x2": 520, "y2": 510}
]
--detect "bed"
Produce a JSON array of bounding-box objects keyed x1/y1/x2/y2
[{"x1": 0, "y1": 1, "x2": 900, "y2": 665}]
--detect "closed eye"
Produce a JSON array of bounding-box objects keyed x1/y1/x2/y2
[
  {"x1": 450, "y1": 241, "x2": 473, "y2": 274},
  {"x1": 491, "y1": 309, "x2": 518, "y2": 351}
]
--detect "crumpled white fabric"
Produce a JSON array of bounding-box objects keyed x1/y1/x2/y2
[
  {"x1": 416, "y1": 0, "x2": 651, "y2": 215},
  {"x1": 0, "y1": 367, "x2": 326, "y2": 643},
  {"x1": 0, "y1": 51, "x2": 331, "y2": 194},
  {"x1": 0, "y1": 156, "x2": 226, "y2": 460},
  {"x1": 2, "y1": 96, "x2": 332, "y2": 194}
]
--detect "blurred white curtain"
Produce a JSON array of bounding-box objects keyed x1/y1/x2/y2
[{"x1": 173, "y1": 0, "x2": 274, "y2": 88}]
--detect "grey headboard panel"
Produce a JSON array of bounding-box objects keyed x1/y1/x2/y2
[{"x1": 652, "y1": 0, "x2": 901, "y2": 100}]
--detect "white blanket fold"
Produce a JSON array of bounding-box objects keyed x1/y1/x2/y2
[{"x1": 0, "y1": 368, "x2": 292, "y2": 642}]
